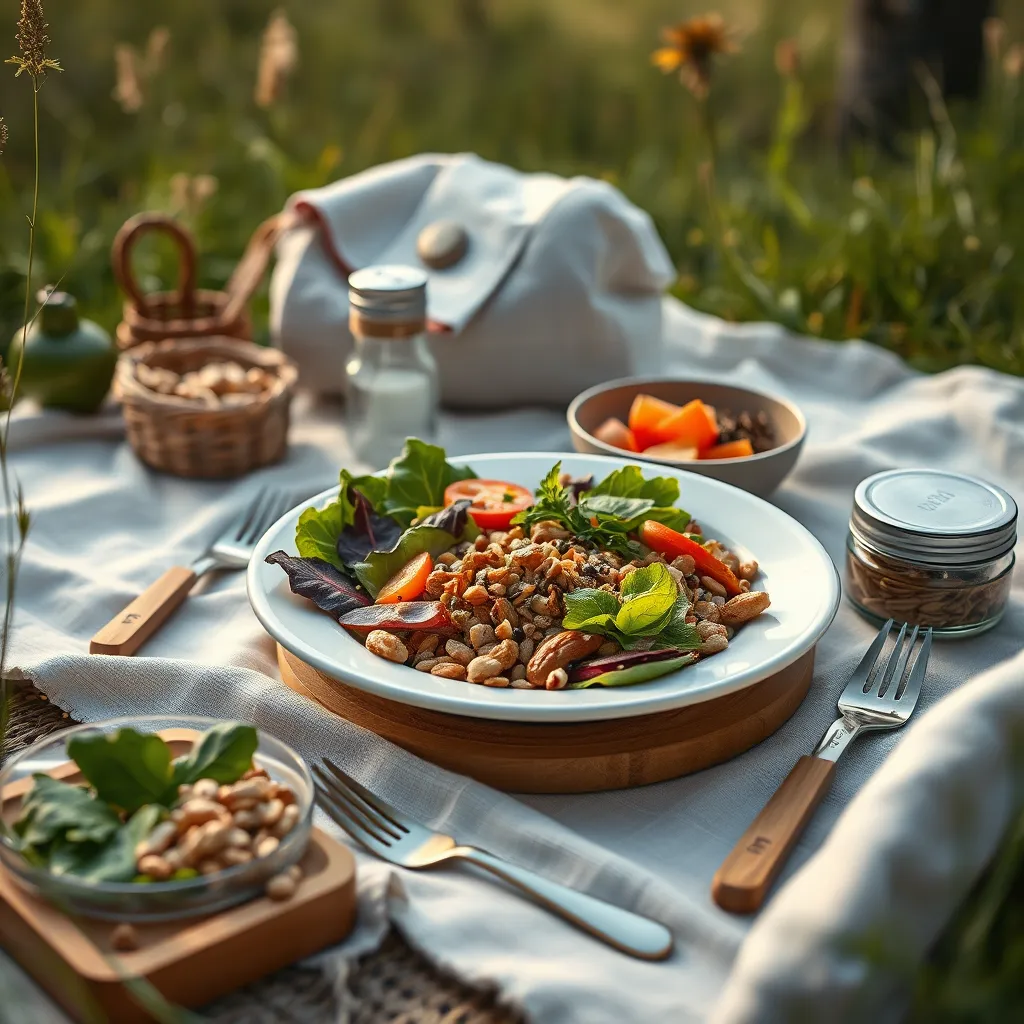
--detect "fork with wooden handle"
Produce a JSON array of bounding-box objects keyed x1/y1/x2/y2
[
  {"x1": 89, "y1": 486, "x2": 295, "y2": 657},
  {"x1": 712, "y1": 620, "x2": 932, "y2": 914}
]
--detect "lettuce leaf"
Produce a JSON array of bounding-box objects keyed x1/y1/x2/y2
[
  {"x1": 353, "y1": 525, "x2": 460, "y2": 598},
  {"x1": 587, "y1": 466, "x2": 680, "y2": 507},
  {"x1": 382, "y1": 439, "x2": 476, "y2": 527}
]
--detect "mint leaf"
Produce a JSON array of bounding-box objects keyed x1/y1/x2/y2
[
  {"x1": 383, "y1": 439, "x2": 476, "y2": 527},
  {"x1": 653, "y1": 595, "x2": 702, "y2": 650},
  {"x1": 67, "y1": 728, "x2": 174, "y2": 815},
  {"x1": 15, "y1": 775, "x2": 121, "y2": 848},
  {"x1": 616, "y1": 563, "x2": 678, "y2": 636},
  {"x1": 579, "y1": 494, "x2": 655, "y2": 521},
  {"x1": 171, "y1": 722, "x2": 258, "y2": 790},
  {"x1": 562, "y1": 589, "x2": 620, "y2": 630}
]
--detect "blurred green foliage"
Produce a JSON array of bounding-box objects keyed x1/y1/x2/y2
[{"x1": 0, "y1": 0, "x2": 1022, "y2": 372}]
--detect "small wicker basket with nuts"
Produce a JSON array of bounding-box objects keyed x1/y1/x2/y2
[{"x1": 116, "y1": 337, "x2": 298, "y2": 479}]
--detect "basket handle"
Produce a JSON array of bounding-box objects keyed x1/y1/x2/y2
[
  {"x1": 220, "y1": 210, "x2": 302, "y2": 329},
  {"x1": 112, "y1": 213, "x2": 199, "y2": 318}
]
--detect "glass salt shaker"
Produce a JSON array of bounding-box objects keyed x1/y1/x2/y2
[{"x1": 345, "y1": 265, "x2": 439, "y2": 468}]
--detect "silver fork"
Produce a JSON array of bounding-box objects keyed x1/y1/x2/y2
[
  {"x1": 90, "y1": 485, "x2": 298, "y2": 657},
  {"x1": 313, "y1": 759, "x2": 675, "y2": 960},
  {"x1": 713, "y1": 619, "x2": 933, "y2": 914}
]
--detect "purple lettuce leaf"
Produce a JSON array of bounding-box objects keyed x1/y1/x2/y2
[
  {"x1": 265, "y1": 551, "x2": 371, "y2": 617},
  {"x1": 419, "y1": 499, "x2": 473, "y2": 537},
  {"x1": 568, "y1": 647, "x2": 685, "y2": 683},
  {"x1": 335, "y1": 489, "x2": 404, "y2": 567}
]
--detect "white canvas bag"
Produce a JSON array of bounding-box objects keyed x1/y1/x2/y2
[{"x1": 269, "y1": 153, "x2": 675, "y2": 408}]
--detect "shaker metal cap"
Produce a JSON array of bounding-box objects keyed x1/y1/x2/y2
[
  {"x1": 852, "y1": 468, "x2": 1018, "y2": 566},
  {"x1": 348, "y1": 265, "x2": 428, "y2": 322}
]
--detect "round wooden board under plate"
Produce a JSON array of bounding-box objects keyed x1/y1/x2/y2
[{"x1": 278, "y1": 644, "x2": 815, "y2": 793}]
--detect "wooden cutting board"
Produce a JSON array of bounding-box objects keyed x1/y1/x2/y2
[
  {"x1": 0, "y1": 828, "x2": 356, "y2": 1023},
  {"x1": 278, "y1": 643, "x2": 816, "y2": 793}
]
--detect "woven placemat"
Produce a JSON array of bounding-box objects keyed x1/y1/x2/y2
[{"x1": 2, "y1": 681, "x2": 524, "y2": 1024}]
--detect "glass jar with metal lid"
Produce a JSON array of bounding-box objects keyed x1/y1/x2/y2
[
  {"x1": 845, "y1": 468, "x2": 1017, "y2": 637},
  {"x1": 344, "y1": 265, "x2": 439, "y2": 469}
]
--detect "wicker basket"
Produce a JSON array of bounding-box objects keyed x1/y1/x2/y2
[
  {"x1": 112, "y1": 212, "x2": 287, "y2": 351},
  {"x1": 116, "y1": 338, "x2": 299, "y2": 479}
]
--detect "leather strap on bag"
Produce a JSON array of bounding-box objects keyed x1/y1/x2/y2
[{"x1": 221, "y1": 209, "x2": 304, "y2": 328}]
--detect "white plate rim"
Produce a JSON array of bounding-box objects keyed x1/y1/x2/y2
[{"x1": 248, "y1": 452, "x2": 841, "y2": 723}]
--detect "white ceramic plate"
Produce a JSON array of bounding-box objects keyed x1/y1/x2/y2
[{"x1": 248, "y1": 452, "x2": 840, "y2": 723}]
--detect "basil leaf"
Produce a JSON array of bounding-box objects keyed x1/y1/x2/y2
[
  {"x1": 15, "y1": 775, "x2": 121, "y2": 848},
  {"x1": 652, "y1": 595, "x2": 702, "y2": 650},
  {"x1": 568, "y1": 653, "x2": 697, "y2": 689},
  {"x1": 50, "y1": 805, "x2": 164, "y2": 883},
  {"x1": 67, "y1": 728, "x2": 174, "y2": 815},
  {"x1": 353, "y1": 524, "x2": 459, "y2": 598},
  {"x1": 587, "y1": 466, "x2": 680, "y2": 507},
  {"x1": 383, "y1": 439, "x2": 476, "y2": 527},
  {"x1": 579, "y1": 494, "x2": 655, "y2": 521},
  {"x1": 562, "y1": 588, "x2": 620, "y2": 630},
  {"x1": 265, "y1": 551, "x2": 372, "y2": 617},
  {"x1": 616, "y1": 563, "x2": 678, "y2": 636},
  {"x1": 171, "y1": 722, "x2": 258, "y2": 789}
]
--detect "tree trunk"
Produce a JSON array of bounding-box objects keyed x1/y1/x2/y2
[{"x1": 838, "y1": 0, "x2": 994, "y2": 151}]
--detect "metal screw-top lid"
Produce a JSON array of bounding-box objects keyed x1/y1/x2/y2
[
  {"x1": 348, "y1": 265, "x2": 427, "y2": 323},
  {"x1": 851, "y1": 468, "x2": 1017, "y2": 566}
]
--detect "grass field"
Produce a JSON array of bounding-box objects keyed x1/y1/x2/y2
[{"x1": 1, "y1": 0, "x2": 1023, "y2": 374}]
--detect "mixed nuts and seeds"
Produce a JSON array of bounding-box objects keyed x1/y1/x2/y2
[{"x1": 134, "y1": 359, "x2": 277, "y2": 408}]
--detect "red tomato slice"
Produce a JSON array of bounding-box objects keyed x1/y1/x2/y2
[{"x1": 444, "y1": 479, "x2": 533, "y2": 530}]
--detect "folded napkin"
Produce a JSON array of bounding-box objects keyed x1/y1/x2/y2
[{"x1": 4, "y1": 298, "x2": 1023, "y2": 1023}]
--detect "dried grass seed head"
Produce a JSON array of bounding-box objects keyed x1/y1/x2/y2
[
  {"x1": 8, "y1": 0, "x2": 61, "y2": 79},
  {"x1": 0, "y1": 116, "x2": 7, "y2": 156},
  {"x1": 255, "y1": 8, "x2": 298, "y2": 109}
]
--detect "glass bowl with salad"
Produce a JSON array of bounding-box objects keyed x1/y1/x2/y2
[
  {"x1": 0, "y1": 716, "x2": 313, "y2": 921},
  {"x1": 568, "y1": 377, "x2": 806, "y2": 497},
  {"x1": 266, "y1": 440, "x2": 772, "y2": 695}
]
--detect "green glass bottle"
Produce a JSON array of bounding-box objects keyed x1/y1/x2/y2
[{"x1": 7, "y1": 289, "x2": 117, "y2": 414}]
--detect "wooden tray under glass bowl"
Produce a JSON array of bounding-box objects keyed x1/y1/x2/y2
[{"x1": 0, "y1": 724, "x2": 356, "y2": 1022}]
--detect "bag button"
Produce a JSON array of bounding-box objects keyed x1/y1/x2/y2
[{"x1": 416, "y1": 220, "x2": 469, "y2": 269}]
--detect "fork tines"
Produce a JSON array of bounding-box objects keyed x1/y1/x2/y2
[
  {"x1": 313, "y1": 759, "x2": 408, "y2": 849},
  {"x1": 845, "y1": 619, "x2": 933, "y2": 706}
]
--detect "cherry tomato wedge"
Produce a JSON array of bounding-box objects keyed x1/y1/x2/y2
[
  {"x1": 638, "y1": 521, "x2": 743, "y2": 596},
  {"x1": 443, "y1": 479, "x2": 533, "y2": 530},
  {"x1": 377, "y1": 551, "x2": 433, "y2": 604}
]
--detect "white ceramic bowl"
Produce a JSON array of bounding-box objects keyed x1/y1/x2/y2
[{"x1": 248, "y1": 452, "x2": 839, "y2": 723}]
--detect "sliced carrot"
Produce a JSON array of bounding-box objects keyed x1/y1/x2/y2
[
  {"x1": 628, "y1": 394, "x2": 680, "y2": 451},
  {"x1": 593, "y1": 417, "x2": 639, "y2": 453},
  {"x1": 638, "y1": 521, "x2": 743, "y2": 596},
  {"x1": 650, "y1": 399, "x2": 719, "y2": 450},
  {"x1": 642, "y1": 441, "x2": 699, "y2": 461},
  {"x1": 700, "y1": 438, "x2": 754, "y2": 460},
  {"x1": 376, "y1": 552, "x2": 434, "y2": 604}
]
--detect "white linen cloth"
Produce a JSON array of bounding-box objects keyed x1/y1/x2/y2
[
  {"x1": 270, "y1": 153, "x2": 674, "y2": 406},
  {"x1": 3, "y1": 298, "x2": 1023, "y2": 1024}
]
